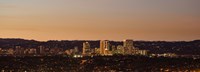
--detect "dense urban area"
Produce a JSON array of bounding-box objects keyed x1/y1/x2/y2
[
  {"x1": 0, "y1": 38, "x2": 200, "y2": 72},
  {"x1": 0, "y1": 56, "x2": 200, "y2": 72},
  {"x1": 0, "y1": 38, "x2": 200, "y2": 56}
]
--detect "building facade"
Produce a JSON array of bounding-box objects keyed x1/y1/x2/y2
[
  {"x1": 82, "y1": 42, "x2": 91, "y2": 56},
  {"x1": 123, "y1": 39, "x2": 134, "y2": 55},
  {"x1": 100, "y1": 40, "x2": 111, "y2": 55}
]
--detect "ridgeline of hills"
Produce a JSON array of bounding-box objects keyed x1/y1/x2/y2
[{"x1": 0, "y1": 38, "x2": 200, "y2": 55}]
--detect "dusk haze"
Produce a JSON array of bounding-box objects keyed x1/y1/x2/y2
[{"x1": 1, "y1": 0, "x2": 200, "y2": 41}]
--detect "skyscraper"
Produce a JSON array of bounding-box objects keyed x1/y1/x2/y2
[
  {"x1": 123, "y1": 39, "x2": 134, "y2": 55},
  {"x1": 100, "y1": 40, "x2": 110, "y2": 55},
  {"x1": 82, "y1": 42, "x2": 91, "y2": 56}
]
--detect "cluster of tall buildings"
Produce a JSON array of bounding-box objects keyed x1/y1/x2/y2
[
  {"x1": 82, "y1": 39, "x2": 149, "y2": 56},
  {"x1": 0, "y1": 39, "x2": 149, "y2": 57}
]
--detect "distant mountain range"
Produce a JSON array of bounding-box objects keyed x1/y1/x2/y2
[{"x1": 0, "y1": 38, "x2": 200, "y2": 55}]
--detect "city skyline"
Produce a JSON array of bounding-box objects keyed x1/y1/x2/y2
[{"x1": 1, "y1": 0, "x2": 200, "y2": 41}]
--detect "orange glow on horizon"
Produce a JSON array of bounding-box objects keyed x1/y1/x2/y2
[{"x1": 0, "y1": 0, "x2": 200, "y2": 41}]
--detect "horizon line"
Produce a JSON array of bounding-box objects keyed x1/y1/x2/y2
[{"x1": 0, "y1": 37, "x2": 199, "y2": 42}]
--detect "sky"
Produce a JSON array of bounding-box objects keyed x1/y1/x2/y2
[{"x1": 0, "y1": 0, "x2": 200, "y2": 41}]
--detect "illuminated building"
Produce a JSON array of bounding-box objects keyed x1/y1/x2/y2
[
  {"x1": 82, "y1": 42, "x2": 91, "y2": 56},
  {"x1": 95, "y1": 48, "x2": 100, "y2": 54},
  {"x1": 28, "y1": 48, "x2": 37, "y2": 55},
  {"x1": 65, "y1": 50, "x2": 71, "y2": 55},
  {"x1": 116, "y1": 45, "x2": 124, "y2": 54},
  {"x1": 74, "y1": 47, "x2": 79, "y2": 54},
  {"x1": 39, "y1": 46, "x2": 45, "y2": 55},
  {"x1": 7, "y1": 48, "x2": 14, "y2": 55},
  {"x1": 123, "y1": 39, "x2": 135, "y2": 55},
  {"x1": 163, "y1": 53, "x2": 177, "y2": 57},
  {"x1": 24, "y1": 49, "x2": 29, "y2": 55},
  {"x1": 49, "y1": 48, "x2": 63, "y2": 55},
  {"x1": 15, "y1": 46, "x2": 24, "y2": 55},
  {"x1": 137, "y1": 50, "x2": 148, "y2": 56},
  {"x1": 70, "y1": 49, "x2": 74, "y2": 54},
  {"x1": 111, "y1": 45, "x2": 117, "y2": 51},
  {"x1": 100, "y1": 40, "x2": 110, "y2": 55},
  {"x1": 90, "y1": 48, "x2": 95, "y2": 53}
]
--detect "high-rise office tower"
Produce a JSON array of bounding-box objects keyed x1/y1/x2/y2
[
  {"x1": 123, "y1": 39, "x2": 134, "y2": 55},
  {"x1": 82, "y1": 42, "x2": 91, "y2": 56},
  {"x1": 100, "y1": 40, "x2": 110, "y2": 55}
]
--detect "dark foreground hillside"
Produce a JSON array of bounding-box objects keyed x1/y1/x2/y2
[{"x1": 0, "y1": 56, "x2": 200, "y2": 72}]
